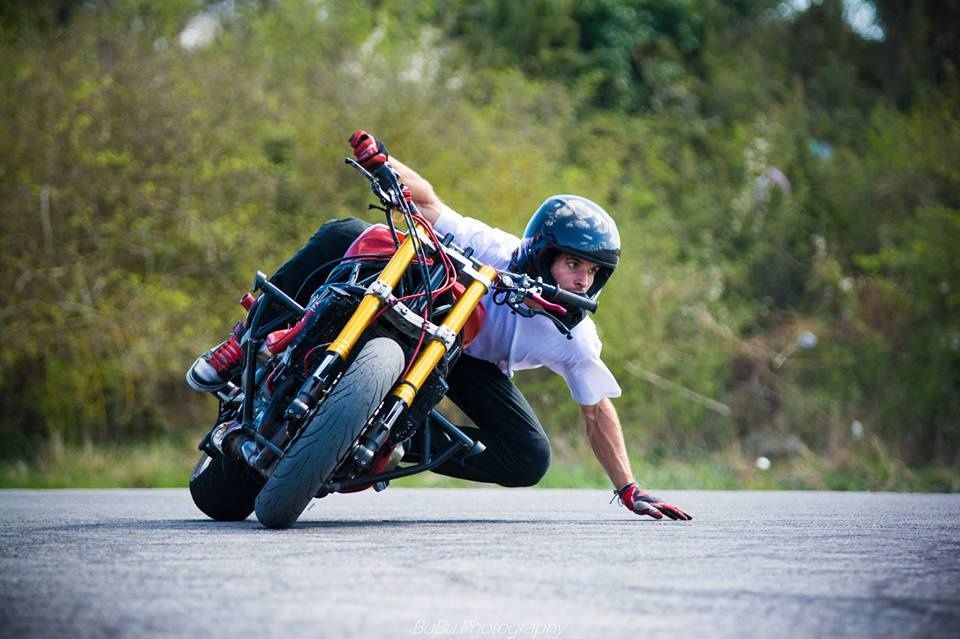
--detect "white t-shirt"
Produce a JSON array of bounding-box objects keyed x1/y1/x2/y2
[{"x1": 433, "y1": 205, "x2": 622, "y2": 406}]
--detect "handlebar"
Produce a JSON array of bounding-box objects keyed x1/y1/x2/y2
[
  {"x1": 496, "y1": 271, "x2": 598, "y2": 314},
  {"x1": 537, "y1": 281, "x2": 598, "y2": 313},
  {"x1": 491, "y1": 273, "x2": 597, "y2": 339},
  {"x1": 346, "y1": 154, "x2": 599, "y2": 327},
  {"x1": 345, "y1": 158, "x2": 406, "y2": 209}
]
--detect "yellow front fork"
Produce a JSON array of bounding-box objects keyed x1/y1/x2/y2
[
  {"x1": 326, "y1": 226, "x2": 423, "y2": 358},
  {"x1": 323, "y1": 223, "x2": 495, "y2": 408},
  {"x1": 392, "y1": 264, "x2": 498, "y2": 405}
]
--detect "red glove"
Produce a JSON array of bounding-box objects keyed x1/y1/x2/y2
[
  {"x1": 616, "y1": 482, "x2": 692, "y2": 521},
  {"x1": 349, "y1": 129, "x2": 389, "y2": 171}
]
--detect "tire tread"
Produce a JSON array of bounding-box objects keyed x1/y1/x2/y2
[{"x1": 254, "y1": 338, "x2": 404, "y2": 528}]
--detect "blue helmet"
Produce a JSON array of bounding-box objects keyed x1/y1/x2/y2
[{"x1": 510, "y1": 195, "x2": 620, "y2": 326}]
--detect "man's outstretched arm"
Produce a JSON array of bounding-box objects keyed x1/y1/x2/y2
[
  {"x1": 581, "y1": 398, "x2": 692, "y2": 520},
  {"x1": 581, "y1": 397, "x2": 634, "y2": 489}
]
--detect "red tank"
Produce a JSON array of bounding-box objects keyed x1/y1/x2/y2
[{"x1": 344, "y1": 224, "x2": 486, "y2": 348}]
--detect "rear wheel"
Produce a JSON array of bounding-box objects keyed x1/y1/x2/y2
[
  {"x1": 254, "y1": 338, "x2": 404, "y2": 528},
  {"x1": 189, "y1": 450, "x2": 265, "y2": 521}
]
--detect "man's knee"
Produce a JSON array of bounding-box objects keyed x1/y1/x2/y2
[
  {"x1": 307, "y1": 216, "x2": 369, "y2": 247},
  {"x1": 500, "y1": 437, "x2": 551, "y2": 488}
]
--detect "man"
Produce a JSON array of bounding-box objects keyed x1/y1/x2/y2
[{"x1": 187, "y1": 131, "x2": 691, "y2": 521}]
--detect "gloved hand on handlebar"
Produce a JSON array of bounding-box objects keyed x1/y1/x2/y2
[
  {"x1": 615, "y1": 482, "x2": 692, "y2": 521},
  {"x1": 349, "y1": 130, "x2": 389, "y2": 172}
]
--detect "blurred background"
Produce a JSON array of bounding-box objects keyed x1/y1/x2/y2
[{"x1": 1, "y1": 0, "x2": 957, "y2": 490}]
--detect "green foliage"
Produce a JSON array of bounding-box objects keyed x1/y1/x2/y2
[{"x1": 0, "y1": 0, "x2": 958, "y2": 489}]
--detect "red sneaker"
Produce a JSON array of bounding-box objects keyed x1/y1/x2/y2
[{"x1": 186, "y1": 335, "x2": 243, "y2": 392}]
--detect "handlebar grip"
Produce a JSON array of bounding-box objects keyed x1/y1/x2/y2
[
  {"x1": 541, "y1": 285, "x2": 598, "y2": 313},
  {"x1": 349, "y1": 130, "x2": 389, "y2": 172}
]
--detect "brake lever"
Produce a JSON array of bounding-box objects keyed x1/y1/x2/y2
[
  {"x1": 500, "y1": 273, "x2": 569, "y2": 316},
  {"x1": 345, "y1": 157, "x2": 377, "y2": 184},
  {"x1": 495, "y1": 287, "x2": 573, "y2": 339},
  {"x1": 344, "y1": 158, "x2": 398, "y2": 208},
  {"x1": 497, "y1": 289, "x2": 534, "y2": 317},
  {"x1": 526, "y1": 291, "x2": 567, "y2": 316}
]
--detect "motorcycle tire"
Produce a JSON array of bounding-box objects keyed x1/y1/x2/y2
[
  {"x1": 189, "y1": 450, "x2": 266, "y2": 521},
  {"x1": 254, "y1": 337, "x2": 404, "y2": 528}
]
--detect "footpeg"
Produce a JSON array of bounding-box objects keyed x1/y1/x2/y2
[{"x1": 464, "y1": 440, "x2": 486, "y2": 459}]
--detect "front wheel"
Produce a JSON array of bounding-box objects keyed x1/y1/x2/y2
[{"x1": 254, "y1": 338, "x2": 404, "y2": 528}]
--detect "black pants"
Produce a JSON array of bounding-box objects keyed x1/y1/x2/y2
[{"x1": 268, "y1": 218, "x2": 551, "y2": 487}]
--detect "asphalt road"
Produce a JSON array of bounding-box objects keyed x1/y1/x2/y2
[{"x1": 0, "y1": 488, "x2": 958, "y2": 639}]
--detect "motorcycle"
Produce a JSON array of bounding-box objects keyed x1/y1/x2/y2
[{"x1": 189, "y1": 140, "x2": 598, "y2": 528}]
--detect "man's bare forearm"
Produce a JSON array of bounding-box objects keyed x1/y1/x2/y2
[
  {"x1": 581, "y1": 397, "x2": 634, "y2": 490},
  {"x1": 389, "y1": 157, "x2": 448, "y2": 225}
]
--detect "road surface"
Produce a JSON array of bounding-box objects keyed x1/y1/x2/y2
[{"x1": 0, "y1": 488, "x2": 958, "y2": 638}]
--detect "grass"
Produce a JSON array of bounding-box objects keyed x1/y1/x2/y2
[
  {"x1": 1, "y1": 435, "x2": 957, "y2": 492},
  {"x1": 0, "y1": 435, "x2": 201, "y2": 489}
]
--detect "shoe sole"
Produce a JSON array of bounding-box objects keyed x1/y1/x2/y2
[{"x1": 185, "y1": 357, "x2": 229, "y2": 393}]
